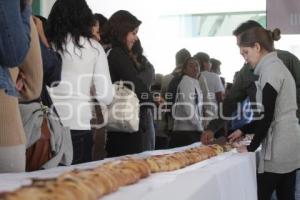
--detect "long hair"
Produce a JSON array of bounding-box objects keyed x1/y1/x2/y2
[
  {"x1": 46, "y1": 0, "x2": 94, "y2": 53},
  {"x1": 104, "y1": 10, "x2": 141, "y2": 52},
  {"x1": 94, "y1": 13, "x2": 110, "y2": 45},
  {"x1": 131, "y1": 39, "x2": 151, "y2": 72},
  {"x1": 239, "y1": 27, "x2": 281, "y2": 52}
]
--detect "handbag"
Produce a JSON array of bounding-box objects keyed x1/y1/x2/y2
[
  {"x1": 104, "y1": 81, "x2": 140, "y2": 132},
  {"x1": 20, "y1": 102, "x2": 73, "y2": 171},
  {"x1": 26, "y1": 111, "x2": 52, "y2": 171},
  {"x1": 22, "y1": 102, "x2": 53, "y2": 171}
]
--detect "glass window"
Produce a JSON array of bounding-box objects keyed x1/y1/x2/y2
[{"x1": 159, "y1": 12, "x2": 266, "y2": 38}]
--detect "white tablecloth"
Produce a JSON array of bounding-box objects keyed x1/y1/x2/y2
[
  {"x1": 102, "y1": 152, "x2": 257, "y2": 200},
  {"x1": 0, "y1": 144, "x2": 257, "y2": 200}
]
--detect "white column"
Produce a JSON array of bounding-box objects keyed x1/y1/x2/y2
[{"x1": 40, "y1": 0, "x2": 57, "y2": 17}]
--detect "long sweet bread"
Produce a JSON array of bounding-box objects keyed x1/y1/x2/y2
[{"x1": 1, "y1": 144, "x2": 233, "y2": 200}]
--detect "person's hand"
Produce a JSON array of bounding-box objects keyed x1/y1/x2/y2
[
  {"x1": 228, "y1": 129, "x2": 243, "y2": 143},
  {"x1": 16, "y1": 71, "x2": 26, "y2": 92},
  {"x1": 32, "y1": 16, "x2": 43, "y2": 31},
  {"x1": 32, "y1": 16, "x2": 50, "y2": 48},
  {"x1": 154, "y1": 95, "x2": 165, "y2": 105},
  {"x1": 237, "y1": 145, "x2": 248, "y2": 153},
  {"x1": 201, "y1": 129, "x2": 214, "y2": 145},
  {"x1": 232, "y1": 142, "x2": 248, "y2": 153}
]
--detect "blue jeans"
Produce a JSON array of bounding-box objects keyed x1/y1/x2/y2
[{"x1": 0, "y1": 0, "x2": 31, "y2": 96}]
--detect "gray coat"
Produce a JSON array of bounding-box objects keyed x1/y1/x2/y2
[{"x1": 254, "y1": 52, "x2": 300, "y2": 173}]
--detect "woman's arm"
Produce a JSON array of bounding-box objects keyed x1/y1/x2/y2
[
  {"x1": 18, "y1": 17, "x2": 43, "y2": 101},
  {"x1": 246, "y1": 83, "x2": 278, "y2": 152}
]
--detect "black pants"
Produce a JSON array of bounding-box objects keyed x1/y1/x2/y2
[
  {"x1": 71, "y1": 130, "x2": 93, "y2": 164},
  {"x1": 257, "y1": 170, "x2": 296, "y2": 200},
  {"x1": 169, "y1": 131, "x2": 201, "y2": 148},
  {"x1": 106, "y1": 131, "x2": 144, "y2": 157},
  {"x1": 106, "y1": 108, "x2": 155, "y2": 157}
]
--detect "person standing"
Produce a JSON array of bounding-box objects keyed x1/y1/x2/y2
[
  {"x1": 234, "y1": 27, "x2": 300, "y2": 200},
  {"x1": 131, "y1": 39, "x2": 156, "y2": 150},
  {"x1": 105, "y1": 10, "x2": 156, "y2": 156},
  {"x1": 47, "y1": 0, "x2": 114, "y2": 164},
  {"x1": 201, "y1": 20, "x2": 300, "y2": 144},
  {"x1": 200, "y1": 20, "x2": 300, "y2": 199},
  {"x1": 194, "y1": 52, "x2": 224, "y2": 118},
  {"x1": 170, "y1": 57, "x2": 204, "y2": 147}
]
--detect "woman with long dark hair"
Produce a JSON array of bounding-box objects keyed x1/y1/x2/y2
[
  {"x1": 47, "y1": 0, "x2": 114, "y2": 164},
  {"x1": 131, "y1": 38, "x2": 156, "y2": 150},
  {"x1": 104, "y1": 10, "x2": 156, "y2": 157}
]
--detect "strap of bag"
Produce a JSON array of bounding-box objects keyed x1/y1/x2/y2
[
  {"x1": 106, "y1": 48, "x2": 112, "y2": 57},
  {"x1": 90, "y1": 98, "x2": 104, "y2": 126}
]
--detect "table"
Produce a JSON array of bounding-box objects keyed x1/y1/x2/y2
[{"x1": 0, "y1": 144, "x2": 257, "y2": 200}]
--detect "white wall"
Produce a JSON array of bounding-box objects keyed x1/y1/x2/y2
[
  {"x1": 40, "y1": 0, "x2": 56, "y2": 17},
  {"x1": 42, "y1": 0, "x2": 300, "y2": 83},
  {"x1": 86, "y1": 0, "x2": 267, "y2": 82}
]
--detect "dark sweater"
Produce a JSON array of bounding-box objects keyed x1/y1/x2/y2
[
  {"x1": 106, "y1": 46, "x2": 155, "y2": 156},
  {"x1": 107, "y1": 47, "x2": 153, "y2": 103},
  {"x1": 39, "y1": 42, "x2": 62, "y2": 107},
  {"x1": 239, "y1": 83, "x2": 278, "y2": 152}
]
